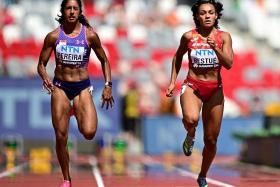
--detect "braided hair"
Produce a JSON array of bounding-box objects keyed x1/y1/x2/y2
[
  {"x1": 56, "y1": 0, "x2": 90, "y2": 27},
  {"x1": 191, "y1": 0, "x2": 223, "y2": 29}
]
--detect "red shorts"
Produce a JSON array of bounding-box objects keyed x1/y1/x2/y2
[{"x1": 183, "y1": 76, "x2": 222, "y2": 102}]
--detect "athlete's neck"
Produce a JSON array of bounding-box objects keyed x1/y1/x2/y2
[
  {"x1": 197, "y1": 27, "x2": 216, "y2": 38},
  {"x1": 62, "y1": 22, "x2": 81, "y2": 35}
]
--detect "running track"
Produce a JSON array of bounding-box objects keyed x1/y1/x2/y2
[{"x1": 0, "y1": 154, "x2": 280, "y2": 187}]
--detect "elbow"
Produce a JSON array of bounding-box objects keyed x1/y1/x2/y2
[
  {"x1": 37, "y1": 64, "x2": 41, "y2": 75},
  {"x1": 37, "y1": 62, "x2": 45, "y2": 75},
  {"x1": 225, "y1": 63, "x2": 232, "y2": 70},
  {"x1": 224, "y1": 59, "x2": 233, "y2": 70}
]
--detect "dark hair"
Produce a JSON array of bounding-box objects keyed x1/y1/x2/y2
[
  {"x1": 191, "y1": 0, "x2": 223, "y2": 29},
  {"x1": 56, "y1": 0, "x2": 90, "y2": 27}
]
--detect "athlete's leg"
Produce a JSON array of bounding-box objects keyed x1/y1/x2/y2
[
  {"x1": 51, "y1": 87, "x2": 72, "y2": 181},
  {"x1": 199, "y1": 88, "x2": 224, "y2": 178},
  {"x1": 180, "y1": 85, "x2": 202, "y2": 138},
  {"x1": 73, "y1": 88, "x2": 97, "y2": 140},
  {"x1": 180, "y1": 85, "x2": 202, "y2": 156}
]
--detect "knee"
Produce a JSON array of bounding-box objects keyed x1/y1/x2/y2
[
  {"x1": 55, "y1": 130, "x2": 68, "y2": 144},
  {"x1": 204, "y1": 136, "x2": 217, "y2": 150},
  {"x1": 182, "y1": 115, "x2": 199, "y2": 126},
  {"x1": 81, "y1": 127, "x2": 97, "y2": 140},
  {"x1": 83, "y1": 131, "x2": 96, "y2": 140}
]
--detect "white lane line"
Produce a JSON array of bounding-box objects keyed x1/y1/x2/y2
[
  {"x1": 89, "y1": 156, "x2": 105, "y2": 187},
  {"x1": 143, "y1": 155, "x2": 235, "y2": 187},
  {"x1": 175, "y1": 167, "x2": 236, "y2": 187},
  {"x1": 0, "y1": 162, "x2": 28, "y2": 178}
]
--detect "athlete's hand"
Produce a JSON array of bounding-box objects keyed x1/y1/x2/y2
[
  {"x1": 166, "y1": 83, "x2": 175, "y2": 97},
  {"x1": 42, "y1": 78, "x2": 54, "y2": 94},
  {"x1": 207, "y1": 37, "x2": 217, "y2": 49},
  {"x1": 101, "y1": 87, "x2": 114, "y2": 109}
]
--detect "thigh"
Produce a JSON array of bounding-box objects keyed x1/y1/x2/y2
[
  {"x1": 51, "y1": 87, "x2": 72, "y2": 134},
  {"x1": 73, "y1": 87, "x2": 97, "y2": 130},
  {"x1": 202, "y1": 88, "x2": 224, "y2": 137},
  {"x1": 180, "y1": 84, "x2": 202, "y2": 120}
]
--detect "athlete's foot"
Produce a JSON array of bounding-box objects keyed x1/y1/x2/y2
[
  {"x1": 59, "y1": 180, "x2": 71, "y2": 187},
  {"x1": 182, "y1": 135, "x2": 194, "y2": 156},
  {"x1": 197, "y1": 177, "x2": 208, "y2": 187}
]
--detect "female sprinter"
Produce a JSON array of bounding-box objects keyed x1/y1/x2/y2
[
  {"x1": 37, "y1": 0, "x2": 114, "y2": 186},
  {"x1": 166, "y1": 0, "x2": 233, "y2": 186}
]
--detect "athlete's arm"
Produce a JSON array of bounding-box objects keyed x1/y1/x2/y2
[
  {"x1": 166, "y1": 32, "x2": 190, "y2": 97},
  {"x1": 87, "y1": 27, "x2": 114, "y2": 109},
  {"x1": 37, "y1": 31, "x2": 57, "y2": 93},
  {"x1": 87, "y1": 28, "x2": 112, "y2": 84},
  {"x1": 207, "y1": 31, "x2": 233, "y2": 70}
]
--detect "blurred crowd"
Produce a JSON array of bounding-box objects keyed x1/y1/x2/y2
[{"x1": 0, "y1": 0, "x2": 279, "y2": 118}]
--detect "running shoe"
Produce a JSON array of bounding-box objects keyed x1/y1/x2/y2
[
  {"x1": 197, "y1": 177, "x2": 208, "y2": 187},
  {"x1": 59, "y1": 180, "x2": 71, "y2": 187},
  {"x1": 182, "y1": 136, "x2": 194, "y2": 156}
]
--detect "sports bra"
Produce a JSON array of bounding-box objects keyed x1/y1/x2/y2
[{"x1": 55, "y1": 25, "x2": 91, "y2": 68}]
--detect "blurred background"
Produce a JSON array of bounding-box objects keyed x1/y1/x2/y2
[{"x1": 0, "y1": 0, "x2": 280, "y2": 177}]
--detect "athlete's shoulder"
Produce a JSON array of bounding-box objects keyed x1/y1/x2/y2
[
  {"x1": 217, "y1": 29, "x2": 231, "y2": 37},
  {"x1": 85, "y1": 26, "x2": 98, "y2": 39},
  {"x1": 85, "y1": 26, "x2": 101, "y2": 47},
  {"x1": 182, "y1": 29, "x2": 197, "y2": 40},
  {"x1": 218, "y1": 30, "x2": 232, "y2": 42},
  {"x1": 44, "y1": 27, "x2": 60, "y2": 43}
]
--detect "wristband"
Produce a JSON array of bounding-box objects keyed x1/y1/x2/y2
[{"x1": 105, "y1": 81, "x2": 112, "y2": 87}]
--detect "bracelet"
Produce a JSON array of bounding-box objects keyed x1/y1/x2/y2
[{"x1": 105, "y1": 81, "x2": 112, "y2": 87}]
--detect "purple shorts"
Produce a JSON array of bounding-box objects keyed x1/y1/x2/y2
[{"x1": 53, "y1": 77, "x2": 91, "y2": 100}]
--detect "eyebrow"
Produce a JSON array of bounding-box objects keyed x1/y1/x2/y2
[
  {"x1": 199, "y1": 9, "x2": 215, "y2": 12},
  {"x1": 65, "y1": 5, "x2": 79, "y2": 8}
]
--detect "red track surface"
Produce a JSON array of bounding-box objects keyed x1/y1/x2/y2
[{"x1": 0, "y1": 155, "x2": 280, "y2": 187}]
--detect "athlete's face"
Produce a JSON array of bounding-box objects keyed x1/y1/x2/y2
[
  {"x1": 63, "y1": 0, "x2": 81, "y2": 23},
  {"x1": 196, "y1": 3, "x2": 217, "y2": 28}
]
